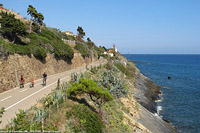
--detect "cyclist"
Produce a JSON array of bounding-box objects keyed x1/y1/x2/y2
[
  {"x1": 43, "y1": 72, "x2": 47, "y2": 86},
  {"x1": 30, "y1": 78, "x2": 34, "y2": 88},
  {"x1": 20, "y1": 75, "x2": 24, "y2": 88}
]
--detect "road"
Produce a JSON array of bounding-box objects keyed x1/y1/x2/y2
[{"x1": 0, "y1": 58, "x2": 107, "y2": 129}]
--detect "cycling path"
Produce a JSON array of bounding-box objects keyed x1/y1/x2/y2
[{"x1": 0, "y1": 58, "x2": 107, "y2": 129}]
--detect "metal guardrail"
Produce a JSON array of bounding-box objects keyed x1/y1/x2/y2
[{"x1": 61, "y1": 39, "x2": 76, "y2": 44}]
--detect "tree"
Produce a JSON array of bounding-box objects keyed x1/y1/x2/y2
[
  {"x1": 0, "y1": 3, "x2": 3, "y2": 7},
  {"x1": 27, "y1": 5, "x2": 37, "y2": 33},
  {"x1": 0, "y1": 12, "x2": 27, "y2": 42},
  {"x1": 67, "y1": 78, "x2": 113, "y2": 115},
  {"x1": 36, "y1": 13, "x2": 44, "y2": 26},
  {"x1": 27, "y1": 5, "x2": 44, "y2": 33},
  {"x1": 77, "y1": 26, "x2": 85, "y2": 41}
]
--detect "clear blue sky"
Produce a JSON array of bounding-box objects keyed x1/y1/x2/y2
[{"x1": 1, "y1": 0, "x2": 200, "y2": 54}]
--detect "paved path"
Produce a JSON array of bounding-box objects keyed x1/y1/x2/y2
[{"x1": 0, "y1": 58, "x2": 107, "y2": 129}]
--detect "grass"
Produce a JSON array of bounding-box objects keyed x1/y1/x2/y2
[
  {"x1": 103, "y1": 101, "x2": 131, "y2": 132},
  {"x1": 114, "y1": 63, "x2": 132, "y2": 78},
  {"x1": 66, "y1": 104, "x2": 105, "y2": 133}
]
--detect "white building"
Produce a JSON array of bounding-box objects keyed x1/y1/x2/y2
[{"x1": 64, "y1": 31, "x2": 76, "y2": 38}]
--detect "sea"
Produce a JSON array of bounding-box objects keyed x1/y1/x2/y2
[{"x1": 124, "y1": 54, "x2": 200, "y2": 133}]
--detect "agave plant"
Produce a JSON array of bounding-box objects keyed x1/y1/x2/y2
[{"x1": 98, "y1": 68, "x2": 128, "y2": 98}]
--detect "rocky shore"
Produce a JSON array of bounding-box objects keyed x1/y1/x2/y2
[
  {"x1": 133, "y1": 68, "x2": 161, "y2": 113},
  {"x1": 131, "y1": 63, "x2": 178, "y2": 133}
]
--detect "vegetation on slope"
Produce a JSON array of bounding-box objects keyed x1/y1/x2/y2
[
  {"x1": 0, "y1": 5, "x2": 106, "y2": 61},
  {"x1": 66, "y1": 104, "x2": 105, "y2": 132},
  {"x1": 0, "y1": 5, "x2": 74, "y2": 60},
  {"x1": 74, "y1": 42, "x2": 90, "y2": 58},
  {"x1": 0, "y1": 27, "x2": 74, "y2": 60}
]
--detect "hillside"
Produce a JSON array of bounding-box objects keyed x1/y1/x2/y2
[
  {"x1": 0, "y1": 6, "x2": 105, "y2": 92},
  {"x1": 0, "y1": 6, "x2": 177, "y2": 133}
]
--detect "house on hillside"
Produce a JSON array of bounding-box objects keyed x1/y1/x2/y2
[
  {"x1": 0, "y1": 7, "x2": 9, "y2": 12},
  {"x1": 103, "y1": 44, "x2": 118, "y2": 57},
  {"x1": 108, "y1": 49, "x2": 114, "y2": 57},
  {"x1": 64, "y1": 31, "x2": 76, "y2": 38},
  {"x1": 104, "y1": 49, "x2": 114, "y2": 57}
]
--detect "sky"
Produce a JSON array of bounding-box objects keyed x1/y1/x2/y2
[{"x1": 1, "y1": 0, "x2": 200, "y2": 54}]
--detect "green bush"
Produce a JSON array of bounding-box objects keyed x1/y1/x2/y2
[
  {"x1": 74, "y1": 43, "x2": 89, "y2": 58},
  {"x1": 32, "y1": 46, "x2": 47, "y2": 59},
  {"x1": 7, "y1": 110, "x2": 31, "y2": 131},
  {"x1": 66, "y1": 104, "x2": 105, "y2": 133},
  {"x1": 0, "y1": 39, "x2": 32, "y2": 56},
  {"x1": 67, "y1": 79, "x2": 113, "y2": 102}
]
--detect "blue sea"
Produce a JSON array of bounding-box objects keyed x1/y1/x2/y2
[{"x1": 124, "y1": 54, "x2": 200, "y2": 133}]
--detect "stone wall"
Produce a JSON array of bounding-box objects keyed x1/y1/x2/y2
[{"x1": 0, "y1": 52, "x2": 97, "y2": 93}]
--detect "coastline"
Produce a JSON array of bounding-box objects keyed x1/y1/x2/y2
[
  {"x1": 133, "y1": 66, "x2": 161, "y2": 113},
  {"x1": 130, "y1": 62, "x2": 178, "y2": 132}
]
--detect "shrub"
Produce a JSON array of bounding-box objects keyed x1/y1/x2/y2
[
  {"x1": 67, "y1": 78, "x2": 113, "y2": 114},
  {"x1": 32, "y1": 46, "x2": 47, "y2": 59},
  {"x1": 74, "y1": 43, "x2": 89, "y2": 58},
  {"x1": 66, "y1": 104, "x2": 105, "y2": 133},
  {"x1": 0, "y1": 39, "x2": 32, "y2": 57},
  {"x1": 7, "y1": 110, "x2": 31, "y2": 131}
]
